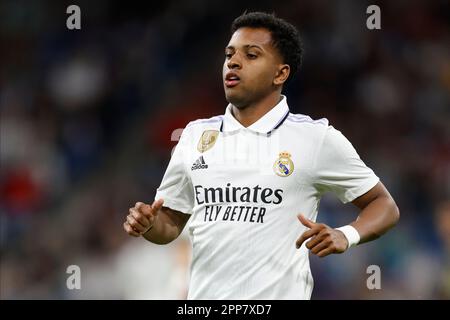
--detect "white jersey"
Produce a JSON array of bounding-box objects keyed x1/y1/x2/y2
[{"x1": 155, "y1": 96, "x2": 379, "y2": 299}]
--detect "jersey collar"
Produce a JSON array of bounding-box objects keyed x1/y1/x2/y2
[{"x1": 220, "y1": 95, "x2": 290, "y2": 135}]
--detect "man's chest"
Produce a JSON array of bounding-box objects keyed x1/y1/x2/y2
[
  {"x1": 185, "y1": 130, "x2": 318, "y2": 189},
  {"x1": 183, "y1": 128, "x2": 322, "y2": 234}
]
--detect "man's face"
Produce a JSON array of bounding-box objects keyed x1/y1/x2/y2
[{"x1": 223, "y1": 27, "x2": 285, "y2": 108}]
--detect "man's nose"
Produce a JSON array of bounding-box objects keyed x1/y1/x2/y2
[{"x1": 227, "y1": 55, "x2": 241, "y2": 70}]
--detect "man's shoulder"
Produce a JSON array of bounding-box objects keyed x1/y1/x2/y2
[
  {"x1": 285, "y1": 113, "x2": 329, "y2": 129},
  {"x1": 185, "y1": 115, "x2": 223, "y2": 130},
  {"x1": 286, "y1": 115, "x2": 355, "y2": 148}
]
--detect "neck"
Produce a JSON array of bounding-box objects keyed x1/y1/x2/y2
[{"x1": 231, "y1": 91, "x2": 282, "y2": 127}]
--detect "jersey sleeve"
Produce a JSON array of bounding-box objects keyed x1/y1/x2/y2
[
  {"x1": 154, "y1": 128, "x2": 195, "y2": 214},
  {"x1": 313, "y1": 126, "x2": 380, "y2": 203}
]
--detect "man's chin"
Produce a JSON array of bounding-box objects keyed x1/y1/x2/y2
[{"x1": 225, "y1": 93, "x2": 248, "y2": 109}]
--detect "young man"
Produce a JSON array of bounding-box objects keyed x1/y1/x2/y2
[{"x1": 123, "y1": 12, "x2": 400, "y2": 299}]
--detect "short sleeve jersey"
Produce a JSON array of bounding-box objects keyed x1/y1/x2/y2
[{"x1": 155, "y1": 96, "x2": 379, "y2": 299}]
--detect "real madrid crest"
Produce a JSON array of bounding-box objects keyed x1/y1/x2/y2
[
  {"x1": 273, "y1": 151, "x2": 294, "y2": 177},
  {"x1": 197, "y1": 130, "x2": 219, "y2": 153}
]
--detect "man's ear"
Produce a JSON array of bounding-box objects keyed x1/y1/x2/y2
[{"x1": 274, "y1": 64, "x2": 290, "y2": 86}]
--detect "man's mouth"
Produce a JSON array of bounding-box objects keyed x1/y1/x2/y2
[{"x1": 225, "y1": 73, "x2": 240, "y2": 88}]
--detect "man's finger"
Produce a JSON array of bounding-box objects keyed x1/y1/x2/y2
[
  {"x1": 296, "y1": 228, "x2": 321, "y2": 249},
  {"x1": 152, "y1": 198, "x2": 164, "y2": 211},
  {"x1": 129, "y1": 208, "x2": 150, "y2": 228},
  {"x1": 297, "y1": 214, "x2": 316, "y2": 229},
  {"x1": 316, "y1": 247, "x2": 335, "y2": 258},
  {"x1": 134, "y1": 202, "x2": 144, "y2": 210},
  {"x1": 310, "y1": 238, "x2": 332, "y2": 255},
  {"x1": 305, "y1": 230, "x2": 327, "y2": 250},
  {"x1": 123, "y1": 222, "x2": 140, "y2": 237},
  {"x1": 137, "y1": 199, "x2": 164, "y2": 217},
  {"x1": 137, "y1": 203, "x2": 151, "y2": 216},
  {"x1": 126, "y1": 215, "x2": 147, "y2": 233}
]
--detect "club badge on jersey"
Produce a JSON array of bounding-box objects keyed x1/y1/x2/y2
[
  {"x1": 273, "y1": 151, "x2": 294, "y2": 177},
  {"x1": 198, "y1": 130, "x2": 219, "y2": 153}
]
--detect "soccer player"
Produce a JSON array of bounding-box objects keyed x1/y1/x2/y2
[{"x1": 123, "y1": 12, "x2": 400, "y2": 299}]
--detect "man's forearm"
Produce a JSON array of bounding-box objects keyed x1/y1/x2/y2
[
  {"x1": 350, "y1": 195, "x2": 400, "y2": 244},
  {"x1": 142, "y1": 207, "x2": 187, "y2": 245}
]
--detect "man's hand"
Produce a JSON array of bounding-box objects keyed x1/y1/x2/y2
[
  {"x1": 295, "y1": 214, "x2": 349, "y2": 257},
  {"x1": 123, "y1": 199, "x2": 164, "y2": 237}
]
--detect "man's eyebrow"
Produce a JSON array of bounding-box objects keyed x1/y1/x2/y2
[
  {"x1": 244, "y1": 44, "x2": 263, "y2": 50},
  {"x1": 225, "y1": 44, "x2": 264, "y2": 51}
]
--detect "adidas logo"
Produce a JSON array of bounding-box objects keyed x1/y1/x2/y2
[{"x1": 191, "y1": 156, "x2": 208, "y2": 171}]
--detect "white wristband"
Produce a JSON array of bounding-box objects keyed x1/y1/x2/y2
[{"x1": 336, "y1": 225, "x2": 360, "y2": 249}]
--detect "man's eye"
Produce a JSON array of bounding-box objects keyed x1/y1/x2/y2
[
  {"x1": 247, "y1": 53, "x2": 257, "y2": 59},
  {"x1": 225, "y1": 53, "x2": 233, "y2": 59}
]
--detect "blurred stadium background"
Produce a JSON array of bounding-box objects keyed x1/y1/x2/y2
[{"x1": 0, "y1": 0, "x2": 449, "y2": 299}]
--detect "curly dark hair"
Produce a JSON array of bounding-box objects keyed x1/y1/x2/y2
[{"x1": 231, "y1": 11, "x2": 303, "y2": 83}]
